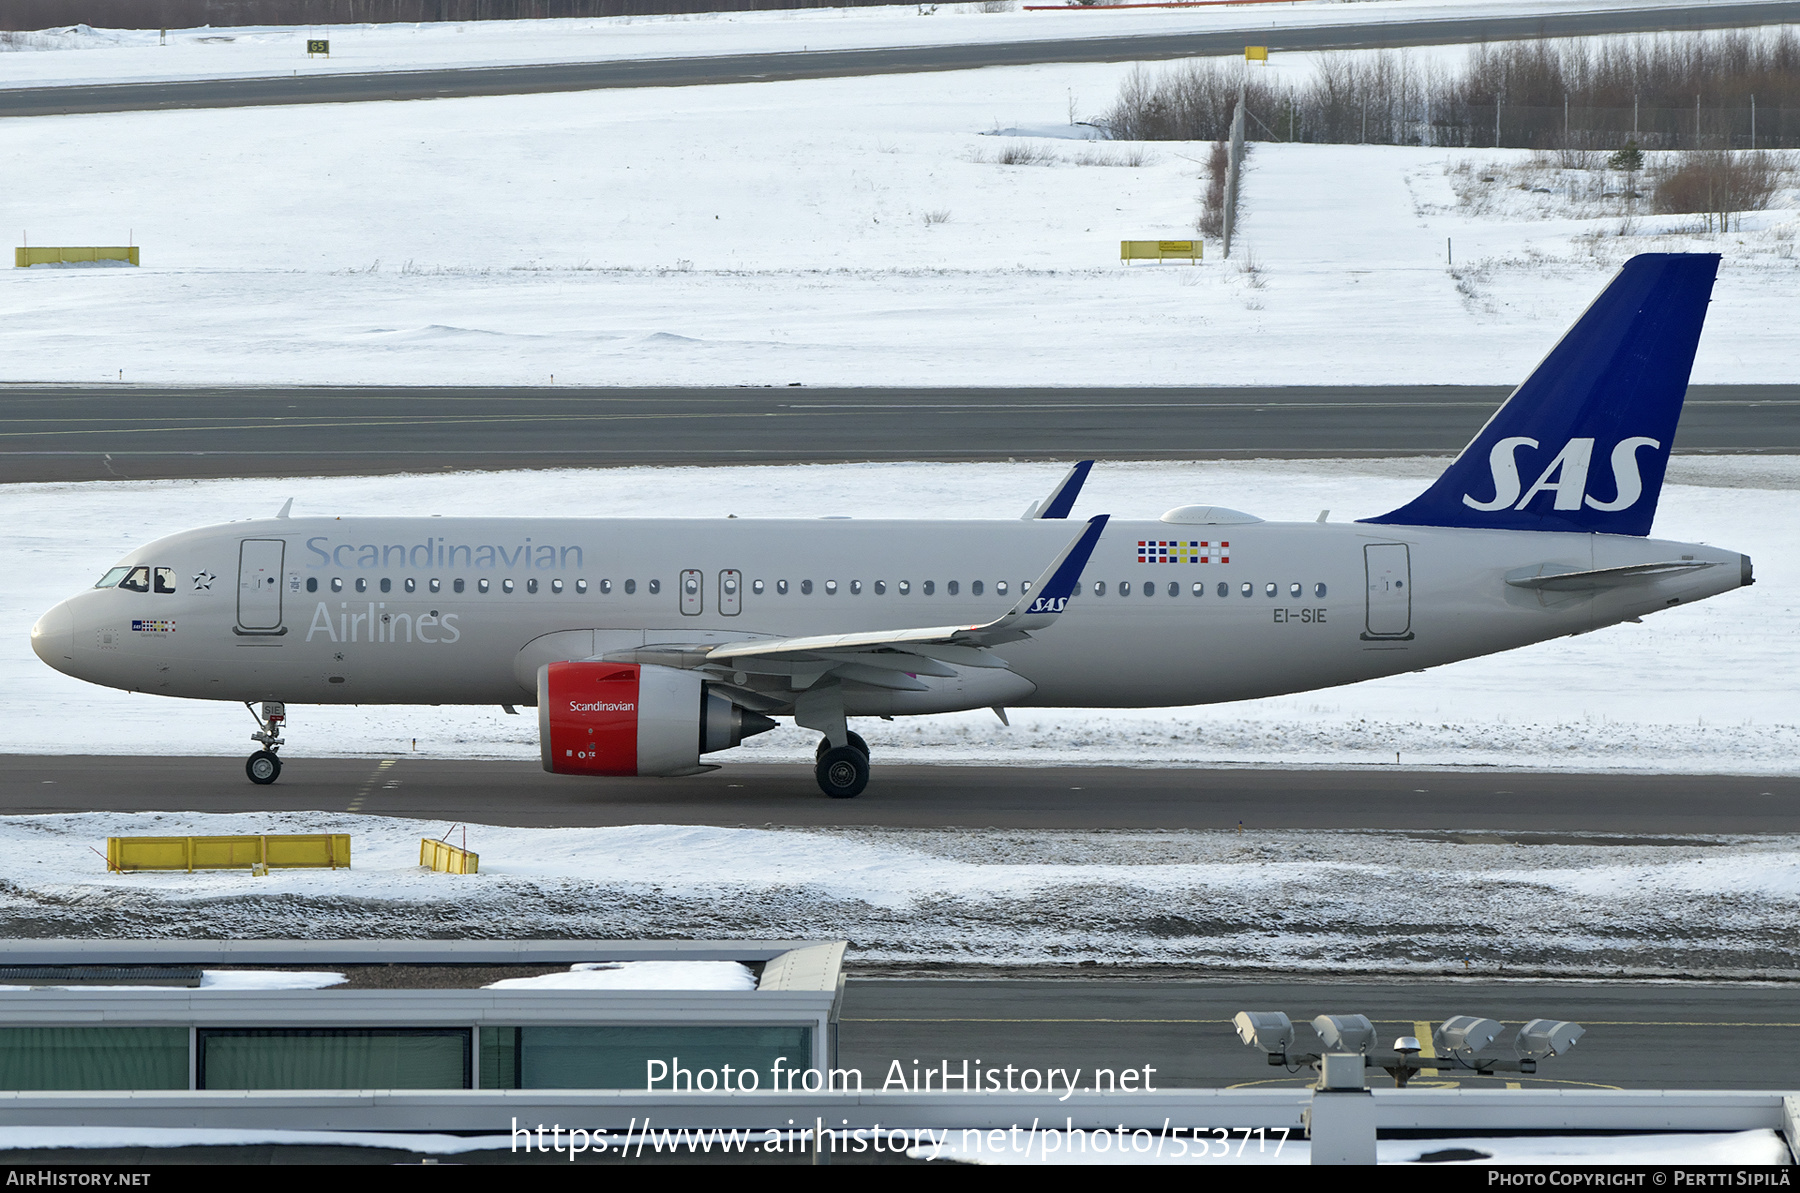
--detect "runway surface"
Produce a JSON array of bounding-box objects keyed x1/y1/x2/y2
[
  {"x1": 5, "y1": 754, "x2": 1796, "y2": 832},
  {"x1": 5, "y1": 2, "x2": 1797, "y2": 118},
  {"x1": 4, "y1": 385, "x2": 1796, "y2": 481}
]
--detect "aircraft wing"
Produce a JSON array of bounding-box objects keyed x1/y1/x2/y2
[{"x1": 612, "y1": 516, "x2": 1108, "y2": 694}]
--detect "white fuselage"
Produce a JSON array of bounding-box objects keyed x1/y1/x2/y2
[{"x1": 31, "y1": 514, "x2": 1750, "y2": 717}]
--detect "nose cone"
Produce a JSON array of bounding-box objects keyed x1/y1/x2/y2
[{"x1": 30, "y1": 601, "x2": 75, "y2": 672}]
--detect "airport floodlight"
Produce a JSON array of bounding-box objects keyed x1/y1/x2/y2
[
  {"x1": 1234, "y1": 1011, "x2": 1294, "y2": 1054},
  {"x1": 1515, "y1": 1019, "x2": 1586, "y2": 1060},
  {"x1": 1393, "y1": 1036, "x2": 1421, "y2": 1055},
  {"x1": 1435, "y1": 1015, "x2": 1503, "y2": 1058},
  {"x1": 1312, "y1": 1014, "x2": 1376, "y2": 1054}
]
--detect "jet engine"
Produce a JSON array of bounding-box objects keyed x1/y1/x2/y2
[{"x1": 537, "y1": 661, "x2": 775, "y2": 776}]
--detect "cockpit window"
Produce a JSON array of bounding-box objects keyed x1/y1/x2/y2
[
  {"x1": 154, "y1": 568, "x2": 177, "y2": 594},
  {"x1": 117, "y1": 566, "x2": 151, "y2": 593},
  {"x1": 94, "y1": 567, "x2": 130, "y2": 589}
]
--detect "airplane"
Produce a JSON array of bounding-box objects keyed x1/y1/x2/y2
[{"x1": 31, "y1": 253, "x2": 1750, "y2": 799}]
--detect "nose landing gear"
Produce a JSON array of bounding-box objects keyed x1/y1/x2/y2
[{"x1": 245, "y1": 701, "x2": 286, "y2": 786}]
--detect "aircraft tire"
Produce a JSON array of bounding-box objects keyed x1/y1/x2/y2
[
  {"x1": 814, "y1": 731, "x2": 869, "y2": 761},
  {"x1": 246, "y1": 750, "x2": 281, "y2": 785},
  {"x1": 815, "y1": 746, "x2": 869, "y2": 799}
]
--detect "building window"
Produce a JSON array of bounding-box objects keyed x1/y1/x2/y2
[{"x1": 198, "y1": 1029, "x2": 469, "y2": 1091}]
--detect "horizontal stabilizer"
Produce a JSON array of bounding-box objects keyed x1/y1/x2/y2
[
  {"x1": 1364, "y1": 254, "x2": 1719, "y2": 537},
  {"x1": 1504, "y1": 560, "x2": 1715, "y2": 592}
]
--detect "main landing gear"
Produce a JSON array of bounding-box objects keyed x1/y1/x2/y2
[
  {"x1": 814, "y1": 732, "x2": 870, "y2": 800},
  {"x1": 245, "y1": 700, "x2": 286, "y2": 786}
]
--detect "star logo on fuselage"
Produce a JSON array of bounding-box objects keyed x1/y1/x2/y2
[{"x1": 193, "y1": 572, "x2": 215, "y2": 590}]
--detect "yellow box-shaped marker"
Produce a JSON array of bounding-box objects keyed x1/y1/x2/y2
[
  {"x1": 107, "y1": 834, "x2": 350, "y2": 872},
  {"x1": 420, "y1": 838, "x2": 479, "y2": 874},
  {"x1": 15, "y1": 247, "x2": 140, "y2": 268},
  {"x1": 1246, "y1": 45, "x2": 1269, "y2": 62},
  {"x1": 1121, "y1": 240, "x2": 1201, "y2": 264}
]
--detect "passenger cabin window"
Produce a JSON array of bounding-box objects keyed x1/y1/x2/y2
[
  {"x1": 801, "y1": 580, "x2": 813, "y2": 595},
  {"x1": 118, "y1": 567, "x2": 151, "y2": 593},
  {"x1": 479, "y1": 579, "x2": 491, "y2": 594},
  {"x1": 503, "y1": 579, "x2": 515, "y2": 594},
  {"x1": 526, "y1": 579, "x2": 538, "y2": 594},
  {"x1": 923, "y1": 581, "x2": 935, "y2": 595},
  {"x1": 648, "y1": 579, "x2": 661, "y2": 595},
  {"x1": 1119, "y1": 582, "x2": 1131, "y2": 596},
  {"x1": 380, "y1": 578, "x2": 392, "y2": 593},
  {"x1": 94, "y1": 567, "x2": 130, "y2": 589},
  {"x1": 453, "y1": 579, "x2": 465, "y2": 594},
  {"x1": 849, "y1": 580, "x2": 861, "y2": 595},
  {"x1": 599, "y1": 580, "x2": 611, "y2": 594},
  {"x1": 1241, "y1": 583, "x2": 1253, "y2": 597},
  {"x1": 1315, "y1": 583, "x2": 1327, "y2": 597},
  {"x1": 777, "y1": 580, "x2": 788, "y2": 595},
  {"x1": 1192, "y1": 582, "x2": 1204, "y2": 597},
  {"x1": 1265, "y1": 583, "x2": 1277, "y2": 597},
  {"x1": 996, "y1": 581, "x2": 1007, "y2": 596},
  {"x1": 947, "y1": 581, "x2": 959, "y2": 595},
  {"x1": 873, "y1": 580, "x2": 885, "y2": 595},
  {"x1": 897, "y1": 580, "x2": 909, "y2": 595},
  {"x1": 406, "y1": 578, "x2": 417, "y2": 594},
  {"x1": 1217, "y1": 582, "x2": 1229, "y2": 598},
  {"x1": 825, "y1": 580, "x2": 838, "y2": 595},
  {"x1": 551, "y1": 579, "x2": 564, "y2": 594},
  {"x1": 306, "y1": 577, "x2": 318, "y2": 593},
  {"x1": 331, "y1": 577, "x2": 344, "y2": 593},
  {"x1": 753, "y1": 580, "x2": 765, "y2": 595},
  {"x1": 1093, "y1": 581, "x2": 1105, "y2": 596},
  {"x1": 574, "y1": 579, "x2": 586, "y2": 594},
  {"x1": 624, "y1": 580, "x2": 636, "y2": 595},
  {"x1": 971, "y1": 580, "x2": 983, "y2": 596},
  {"x1": 355, "y1": 578, "x2": 368, "y2": 593}
]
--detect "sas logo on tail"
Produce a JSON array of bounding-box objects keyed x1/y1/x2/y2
[{"x1": 1464, "y1": 437, "x2": 1659, "y2": 513}]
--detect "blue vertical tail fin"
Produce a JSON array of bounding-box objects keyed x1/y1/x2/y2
[{"x1": 1363, "y1": 253, "x2": 1719, "y2": 536}]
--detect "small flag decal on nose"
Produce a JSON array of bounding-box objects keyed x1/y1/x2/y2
[{"x1": 1137, "y1": 541, "x2": 1229, "y2": 563}]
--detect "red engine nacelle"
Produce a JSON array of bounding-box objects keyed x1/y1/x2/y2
[{"x1": 538, "y1": 661, "x2": 773, "y2": 776}]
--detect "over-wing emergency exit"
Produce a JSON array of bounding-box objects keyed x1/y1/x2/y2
[{"x1": 32, "y1": 254, "x2": 1750, "y2": 798}]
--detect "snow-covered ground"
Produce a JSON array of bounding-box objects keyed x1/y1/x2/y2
[
  {"x1": 3, "y1": 810, "x2": 1796, "y2": 975},
  {"x1": 0, "y1": 1, "x2": 1716, "y2": 88},
  {"x1": 7, "y1": 459, "x2": 1797, "y2": 772},
  {"x1": 3, "y1": 39, "x2": 1795, "y2": 387}
]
